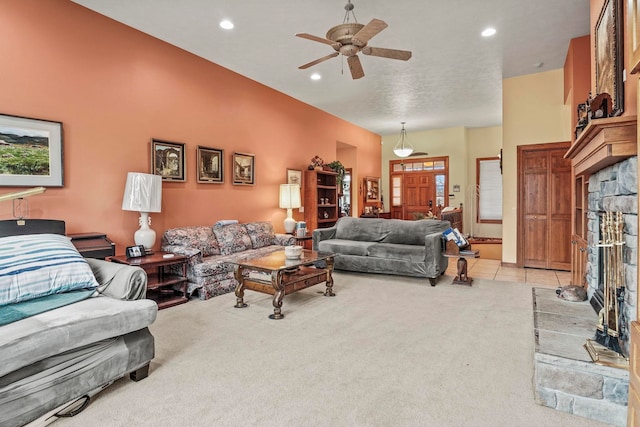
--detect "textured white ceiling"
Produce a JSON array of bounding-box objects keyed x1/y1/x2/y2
[{"x1": 71, "y1": 0, "x2": 590, "y2": 136}]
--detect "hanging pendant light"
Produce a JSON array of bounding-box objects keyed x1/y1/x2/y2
[{"x1": 393, "y1": 122, "x2": 414, "y2": 158}]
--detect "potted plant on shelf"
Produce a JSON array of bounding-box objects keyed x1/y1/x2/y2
[{"x1": 326, "y1": 160, "x2": 346, "y2": 189}]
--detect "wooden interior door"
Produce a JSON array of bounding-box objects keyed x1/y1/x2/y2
[
  {"x1": 518, "y1": 142, "x2": 571, "y2": 270},
  {"x1": 404, "y1": 173, "x2": 433, "y2": 219}
]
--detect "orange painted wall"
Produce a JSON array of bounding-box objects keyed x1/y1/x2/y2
[{"x1": 0, "y1": 0, "x2": 381, "y2": 254}]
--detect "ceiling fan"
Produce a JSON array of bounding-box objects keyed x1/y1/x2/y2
[{"x1": 295, "y1": 0, "x2": 412, "y2": 79}]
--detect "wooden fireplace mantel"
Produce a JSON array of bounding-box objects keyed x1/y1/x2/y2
[{"x1": 564, "y1": 115, "x2": 637, "y2": 175}]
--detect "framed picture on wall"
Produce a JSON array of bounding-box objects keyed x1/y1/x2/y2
[
  {"x1": 595, "y1": 0, "x2": 624, "y2": 114},
  {"x1": 232, "y1": 152, "x2": 255, "y2": 185},
  {"x1": 197, "y1": 146, "x2": 224, "y2": 183},
  {"x1": 0, "y1": 113, "x2": 63, "y2": 187},
  {"x1": 365, "y1": 176, "x2": 380, "y2": 202},
  {"x1": 287, "y1": 169, "x2": 302, "y2": 186},
  {"x1": 628, "y1": 0, "x2": 640, "y2": 74},
  {"x1": 151, "y1": 139, "x2": 186, "y2": 181}
]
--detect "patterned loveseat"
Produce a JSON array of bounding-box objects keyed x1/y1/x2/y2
[{"x1": 161, "y1": 222, "x2": 295, "y2": 299}]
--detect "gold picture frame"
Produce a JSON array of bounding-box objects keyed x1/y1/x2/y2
[
  {"x1": 197, "y1": 146, "x2": 224, "y2": 184},
  {"x1": 628, "y1": 0, "x2": 640, "y2": 74},
  {"x1": 595, "y1": 0, "x2": 624, "y2": 114},
  {"x1": 232, "y1": 152, "x2": 255, "y2": 185},
  {"x1": 151, "y1": 139, "x2": 186, "y2": 182},
  {"x1": 365, "y1": 176, "x2": 380, "y2": 202}
]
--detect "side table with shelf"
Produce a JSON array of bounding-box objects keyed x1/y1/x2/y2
[
  {"x1": 109, "y1": 252, "x2": 188, "y2": 309},
  {"x1": 443, "y1": 240, "x2": 479, "y2": 286}
]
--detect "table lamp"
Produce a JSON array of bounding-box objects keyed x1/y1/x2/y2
[
  {"x1": 279, "y1": 184, "x2": 301, "y2": 234},
  {"x1": 121, "y1": 172, "x2": 162, "y2": 252}
]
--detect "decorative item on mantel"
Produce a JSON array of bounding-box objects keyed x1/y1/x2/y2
[
  {"x1": 574, "y1": 92, "x2": 619, "y2": 139},
  {"x1": 309, "y1": 155, "x2": 324, "y2": 171}
]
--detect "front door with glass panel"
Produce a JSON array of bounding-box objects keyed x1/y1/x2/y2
[{"x1": 389, "y1": 157, "x2": 448, "y2": 220}]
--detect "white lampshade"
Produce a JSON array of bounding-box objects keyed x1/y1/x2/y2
[
  {"x1": 122, "y1": 172, "x2": 162, "y2": 251},
  {"x1": 279, "y1": 184, "x2": 301, "y2": 209},
  {"x1": 279, "y1": 184, "x2": 301, "y2": 234},
  {"x1": 122, "y1": 172, "x2": 162, "y2": 213},
  {"x1": 393, "y1": 121, "x2": 414, "y2": 158}
]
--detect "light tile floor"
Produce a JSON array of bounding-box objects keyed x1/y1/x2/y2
[{"x1": 444, "y1": 257, "x2": 571, "y2": 289}]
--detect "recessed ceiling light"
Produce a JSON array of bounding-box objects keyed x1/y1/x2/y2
[
  {"x1": 220, "y1": 19, "x2": 234, "y2": 30},
  {"x1": 310, "y1": 73, "x2": 321, "y2": 80},
  {"x1": 481, "y1": 27, "x2": 496, "y2": 37}
]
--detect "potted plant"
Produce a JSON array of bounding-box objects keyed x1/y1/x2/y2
[{"x1": 326, "y1": 160, "x2": 346, "y2": 189}]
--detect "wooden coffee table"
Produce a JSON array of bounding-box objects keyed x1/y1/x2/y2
[{"x1": 230, "y1": 249, "x2": 335, "y2": 319}]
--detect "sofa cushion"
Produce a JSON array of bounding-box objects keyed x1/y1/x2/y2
[
  {"x1": 317, "y1": 239, "x2": 373, "y2": 256},
  {"x1": 334, "y1": 217, "x2": 388, "y2": 242},
  {"x1": 380, "y1": 219, "x2": 450, "y2": 245},
  {"x1": 333, "y1": 217, "x2": 449, "y2": 246},
  {"x1": 0, "y1": 234, "x2": 99, "y2": 307},
  {"x1": 162, "y1": 226, "x2": 220, "y2": 257},
  {"x1": 213, "y1": 224, "x2": 252, "y2": 255},
  {"x1": 367, "y1": 243, "x2": 426, "y2": 263},
  {"x1": 244, "y1": 222, "x2": 275, "y2": 249}
]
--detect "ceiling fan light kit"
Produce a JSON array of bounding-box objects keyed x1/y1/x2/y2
[
  {"x1": 296, "y1": 1, "x2": 412, "y2": 79},
  {"x1": 393, "y1": 122, "x2": 414, "y2": 158}
]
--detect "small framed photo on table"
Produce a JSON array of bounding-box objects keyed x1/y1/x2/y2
[{"x1": 125, "y1": 245, "x2": 146, "y2": 259}]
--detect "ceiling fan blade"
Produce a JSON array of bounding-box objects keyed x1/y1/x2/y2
[
  {"x1": 362, "y1": 46, "x2": 412, "y2": 61},
  {"x1": 298, "y1": 52, "x2": 340, "y2": 69},
  {"x1": 352, "y1": 19, "x2": 387, "y2": 46},
  {"x1": 347, "y1": 55, "x2": 364, "y2": 80},
  {"x1": 296, "y1": 33, "x2": 341, "y2": 50}
]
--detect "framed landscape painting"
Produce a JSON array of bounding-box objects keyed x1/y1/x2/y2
[
  {"x1": 595, "y1": 0, "x2": 624, "y2": 114},
  {"x1": 151, "y1": 139, "x2": 186, "y2": 182},
  {"x1": 232, "y1": 152, "x2": 255, "y2": 185},
  {"x1": 197, "y1": 146, "x2": 224, "y2": 183},
  {"x1": 0, "y1": 113, "x2": 63, "y2": 187}
]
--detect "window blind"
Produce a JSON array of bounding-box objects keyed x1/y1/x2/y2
[{"x1": 478, "y1": 159, "x2": 502, "y2": 222}]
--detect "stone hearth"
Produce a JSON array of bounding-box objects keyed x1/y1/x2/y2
[{"x1": 533, "y1": 287, "x2": 628, "y2": 426}]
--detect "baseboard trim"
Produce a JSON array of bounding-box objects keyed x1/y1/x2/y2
[{"x1": 500, "y1": 262, "x2": 518, "y2": 268}]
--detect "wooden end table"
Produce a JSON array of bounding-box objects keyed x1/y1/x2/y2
[
  {"x1": 443, "y1": 240, "x2": 479, "y2": 286},
  {"x1": 109, "y1": 252, "x2": 188, "y2": 309},
  {"x1": 230, "y1": 249, "x2": 335, "y2": 319}
]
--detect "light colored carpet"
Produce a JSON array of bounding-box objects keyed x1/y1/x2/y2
[{"x1": 56, "y1": 272, "x2": 612, "y2": 427}]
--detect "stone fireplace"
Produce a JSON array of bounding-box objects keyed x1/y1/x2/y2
[
  {"x1": 585, "y1": 156, "x2": 638, "y2": 356},
  {"x1": 533, "y1": 116, "x2": 637, "y2": 426}
]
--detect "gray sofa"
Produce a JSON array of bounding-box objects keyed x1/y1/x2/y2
[
  {"x1": 313, "y1": 217, "x2": 450, "y2": 285},
  {"x1": 0, "y1": 223, "x2": 157, "y2": 427}
]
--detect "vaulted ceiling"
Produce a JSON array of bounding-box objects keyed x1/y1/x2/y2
[{"x1": 71, "y1": 0, "x2": 590, "y2": 135}]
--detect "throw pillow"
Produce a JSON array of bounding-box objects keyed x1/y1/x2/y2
[
  {"x1": 0, "y1": 233, "x2": 99, "y2": 307},
  {"x1": 212, "y1": 224, "x2": 252, "y2": 255},
  {"x1": 244, "y1": 222, "x2": 275, "y2": 249},
  {"x1": 163, "y1": 226, "x2": 220, "y2": 256}
]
